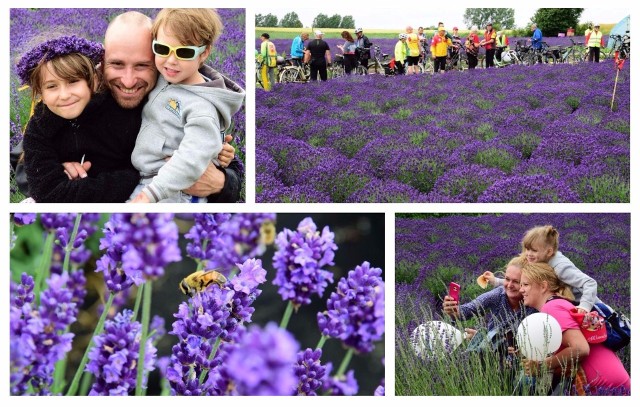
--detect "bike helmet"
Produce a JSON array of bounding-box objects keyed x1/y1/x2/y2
[
  {"x1": 502, "y1": 52, "x2": 511, "y2": 63},
  {"x1": 399, "y1": 33, "x2": 407, "y2": 39}
]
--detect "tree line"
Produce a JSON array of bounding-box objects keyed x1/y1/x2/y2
[
  {"x1": 255, "y1": 12, "x2": 355, "y2": 29},
  {"x1": 256, "y1": 9, "x2": 588, "y2": 36}
]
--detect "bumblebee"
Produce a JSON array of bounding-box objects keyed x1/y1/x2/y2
[
  {"x1": 179, "y1": 269, "x2": 227, "y2": 297},
  {"x1": 259, "y1": 220, "x2": 276, "y2": 245}
]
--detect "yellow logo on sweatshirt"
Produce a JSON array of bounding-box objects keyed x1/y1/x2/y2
[{"x1": 165, "y1": 98, "x2": 181, "y2": 118}]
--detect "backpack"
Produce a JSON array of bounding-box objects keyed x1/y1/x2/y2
[
  {"x1": 548, "y1": 297, "x2": 631, "y2": 352},
  {"x1": 592, "y1": 302, "x2": 631, "y2": 352}
]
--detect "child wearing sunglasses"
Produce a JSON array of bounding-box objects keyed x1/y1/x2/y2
[
  {"x1": 129, "y1": 8, "x2": 245, "y2": 203},
  {"x1": 17, "y1": 35, "x2": 142, "y2": 202}
]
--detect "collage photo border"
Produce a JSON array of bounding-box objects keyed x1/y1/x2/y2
[{"x1": 2, "y1": 0, "x2": 637, "y2": 402}]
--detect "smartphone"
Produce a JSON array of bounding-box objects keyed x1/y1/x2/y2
[{"x1": 449, "y1": 282, "x2": 461, "y2": 303}]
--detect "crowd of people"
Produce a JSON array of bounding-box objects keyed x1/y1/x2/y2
[{"x1": 257, "y1": 20, "x2": 609, "y2": 88}]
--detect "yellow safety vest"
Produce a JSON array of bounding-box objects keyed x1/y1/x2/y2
[
  {"x1": 261, "y1": 41, "x2": 278, "y2": 67},
  {"x1": 587, "y1": 31, "x2": 603, "y2": 48}
]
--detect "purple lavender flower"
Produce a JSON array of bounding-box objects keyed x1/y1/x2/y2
[
  {"x1": 184, "y1": 213, "x2": 232, "y2": 270},
  {"x1": 272, "y1": 217, "x2": 337, "y2": 307},
  {"x1": 96, "y1": 214, "x2": 181, "y2": 292},
  {"x1": 294, "y1": 348, "x2": 326, "y2": 395},
  {"x1": 86, "y1": 309, "x2": 157, "y2": 396},
  {"x1": 16, "y1": 35, "x2": 104, "y2": 84},
  {"x1": 10, "y1": 272, "x2": 77, "y2": 395},
  {"x1": 317, "y1": 262, "x2": 385, "y2": 353},
  {"x1": 321, "y1": 362, "x2": 359, "y2": 396},
  {"x1": 227, "y1": 258, "x2": 267, "y2": 327},
  {"x1": 13, "y1": 213, "x2": 37, "y2": 226},
  {"x1": 216, "y1": 213, "x2": 277, "y2": 269},
  {"x1": 224, "y1": 322, "x2": 299, "y2": 395}
]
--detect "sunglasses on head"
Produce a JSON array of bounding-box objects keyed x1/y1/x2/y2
[{"x1": 152, "y1": 40, "x2": 207, "y2": 61}]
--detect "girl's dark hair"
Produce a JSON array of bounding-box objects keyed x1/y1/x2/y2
[{"x1": 30, "y1": 53, "x2": 100, "y2": 101}]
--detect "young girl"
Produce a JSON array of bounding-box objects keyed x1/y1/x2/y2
[
  {"x1": 129, "y1": 8, "x2": 245, "y2": 203},
  {"x1": 482, "y1": 225, "x2": 600, "y2": 313},
  {"x1": 18, "y1": 35, "x2": 141, "y2": 202}
]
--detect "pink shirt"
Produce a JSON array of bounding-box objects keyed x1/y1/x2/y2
[{"x1": 542, "y1": 300, "x2": 630, "y2": 392}]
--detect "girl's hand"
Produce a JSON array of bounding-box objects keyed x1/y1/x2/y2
[
  {"x1": 62, "y1": 161, "x2": 91, "y2": 179},
  {"x1": 522, "y1": 358, "x2": 542, "y2": 376},
  {"x1": 575, "y1": 307, "x2": 589, "y2": 314},
  {"x1": 482, "y1": 271, "x2": 496, "y2": 285},
  {"x1": 464, "y1": 328, "x2": 477, "y2": 340}
]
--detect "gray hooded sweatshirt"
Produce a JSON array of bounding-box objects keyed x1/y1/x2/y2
[{"x1": 131, "y1": 66, "x2": 245, "y2": 202}]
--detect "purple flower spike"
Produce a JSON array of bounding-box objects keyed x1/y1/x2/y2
[
  {"x1": 10, "y1": 272, "x2": 77, "y2": 395},
  {"x1": 86, "y1": 309, "x2": 157, "y2": 396},
  {"x1": 272, "y1": 217, "x2": 337, "y2": 307},
  {"x1": 321, "y1": 362, "x2": 359, "y2": 396},
  {"x1": 294, "y1": 348, "x2": 327, "y2": 395},
  {"x1": 225, "y1": 322, "x2": 300, "y2": 395},
  {"x1": 13, "y1": 213, "x2": 37, "y2": 226},
  {"x1": 185, "y1": 213, "x2": 232, "y2": 269},
  {"x1": 96, "y1": 214, "x2": 181, "y2": 291},
  {"x1": 317, "y1": 262, "x2": 385, "y2": 353}
]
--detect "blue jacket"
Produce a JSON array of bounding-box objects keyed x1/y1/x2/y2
[
  {"x1": 291, "y1": 35, "x2": 304, "y2": 58},
  {"x1": 531, "y1": 28, "x2": 543, "y2": 49}
]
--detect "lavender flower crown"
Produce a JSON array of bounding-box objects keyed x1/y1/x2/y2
[{"x1": 16, "y1": 35, "x2": 104, "y2": 85}]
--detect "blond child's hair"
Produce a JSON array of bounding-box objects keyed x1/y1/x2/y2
[
  {"x1": 521, "y1": 225, "x2": 559, "y2": 255},
  {"x1": 521, "y1": 262, "x2": 574, "y2": 300},
  {"x1": 152, "y1": 9, "x2": 223, "y2": 67}
]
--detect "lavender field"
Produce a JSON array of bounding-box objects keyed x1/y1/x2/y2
[
  {"x1": 10, "y1": 213, "x2": 384, "y2": 395},
  {"x1": 395, "y1": 213, "x2": 630, "y2": 395},
  {"x1": 9, "y1": 8, "x2": 246, "y2": 202},
  {"x1": 256, "y1": 47, "x2": 629, "y2": 203}
]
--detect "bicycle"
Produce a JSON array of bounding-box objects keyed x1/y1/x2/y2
[
  {"x1": 521, "y1": 41, "x2": 557, "y2": 66},
  {"x1": 277, "y1": 57, "x2": 310, "y2": 83},
  {"x1": 445, "y1": 43, "x2": 468, "y2": 71},
  {"x1": 494, "y1": 49, "x2": 521, "y2": 67},
  {"x1": 558, "y1": 38, "x2": 584, "y2": 64},
  {"x1": 609, "y1": 33, "x2": 630, "y2": 60},
  {"x1": 328, "y1": 54, "x2": 346, "y2": 79}
]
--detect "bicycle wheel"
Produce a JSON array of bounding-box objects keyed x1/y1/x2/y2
[
  {"x1": 329, "y1": 65, "x2": 345, "y2": 79},
  {"x1": 355, "y1": 65, "x2": 367, "y2": 75},
  {"x1": 368, "y1": 61, "x2": 384, "y2": 74},
  {"x1": 278, "y1": 67, "x2": 298, "y2": 83},
  {"x1": 543, "y1": 53, "x2": 557, "y2": 64}
]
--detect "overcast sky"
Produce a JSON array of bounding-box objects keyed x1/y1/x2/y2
[{"x1": 256, "y1": 7, "x2": 629, "y2": 30}]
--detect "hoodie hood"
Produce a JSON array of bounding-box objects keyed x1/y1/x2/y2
[{"x1": 168, "y1": 64, "x2": 245, "y2": 130}]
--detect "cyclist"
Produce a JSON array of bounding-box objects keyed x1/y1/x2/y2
[
  {"x1": 354, "y1": 28, "x2": 372, "y2": 70},
  {"x1": 394, "y1": 33, "x2": 408, "y2": 75},
  {"x1": 417, "y1": 26, "x2": 428, "y2": 60},
  {"x1": 290, "y1": 32, "x2": 309, "y2": 67},
  {"x1": 530, "y1": 23, "x2": 543, "y2": 50},
  {"x1": 307, "y1": 30, "x2": 331, "y2": 81},
  {"x1": 586, "y1": 24, "x2": 604, "y2": 62},
  {"x1": 405, "y1": 26, "x2": 421, "y2": 74},
  {"x1": 480, "y1": 22, "x2": 497, "y2": 68},
  {"x1": 431, "y1": 26, "x2": 452, "y2": 73},
  {"x1": 259, "y1": 33, "x2": 277, "y2": 90},
  {"x1": 465, "y1": 25, "x2": 480, "y2": 69},
  {"x1": 337, "y1": 30, "x2": 357, "y2": 74},
  {"x1": 495, "y1": 30, "x2": 509, "y2": 62}
]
